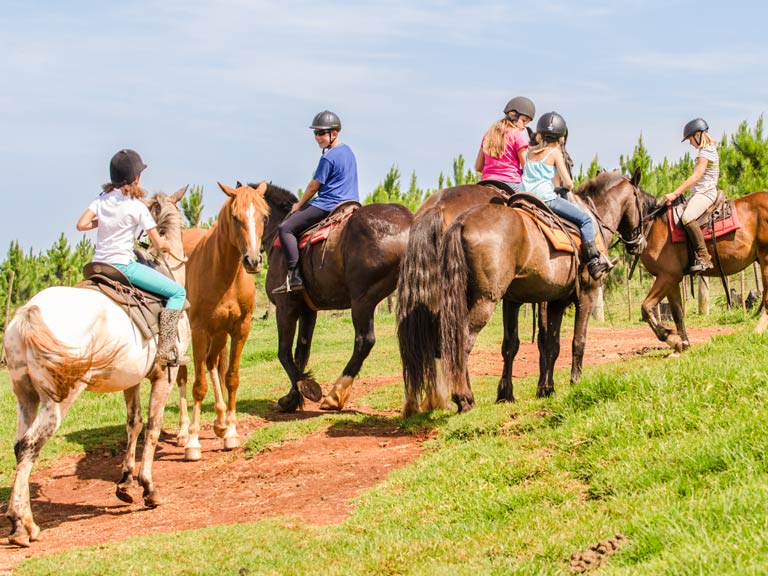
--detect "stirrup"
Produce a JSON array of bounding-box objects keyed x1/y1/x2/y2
[
  {"x1": 271, "y1": 274, "x2": 292, "y2": 295},
  {"x1": 688, "y1": 259, "x2": 713, "y2": 274}
]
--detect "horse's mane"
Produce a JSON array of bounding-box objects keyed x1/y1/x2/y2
[
  {"x1": 574, "y1": 170, "x2": 625, "y2": 198},
  {"x1": 148, "y1": 193, "x2": 183, "y2": 237},
  {"x1": 251, "y1": 182, "x2": 298, "y2": 214}
]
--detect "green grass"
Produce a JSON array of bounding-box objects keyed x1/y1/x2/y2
[{"x1": 5, "y1": 303, "x2": 768, "y2": 574}]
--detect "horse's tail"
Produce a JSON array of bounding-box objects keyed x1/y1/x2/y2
[
  {"x1": 439, "y1": 220, "x2": 469, "y2": 392},
  {"x1": 396, "y1": 205, "x2": 444, "y2": 399},
  {"x1": 10, "y1": 304, "x2": 117, "y2": 402}
]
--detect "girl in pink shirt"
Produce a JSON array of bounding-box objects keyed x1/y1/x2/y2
[{"x1": 475, "y1": 96, "x2": 535, "y2": 192}]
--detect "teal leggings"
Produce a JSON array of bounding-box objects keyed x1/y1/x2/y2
[{"x1": 115, "y1": 261, "x2": 186, "y2": 310}]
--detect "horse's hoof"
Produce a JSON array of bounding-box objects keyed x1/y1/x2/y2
[
  {"x1": 144, "y1": 490, "x2": 162, "y2": 508},
  {"x1": 320, "y1": 395, "x2": 340, "y2": 411},
  {"x1": 213, "y1": 424, "x2": 227, "y2": 439},
  {"x1": 277, "y1": 393, "x2": 300, "y2": 413},
  {"x1": 298, "y1": 379, "x2": 323, "y2": 402},
  {"x1": 184, "y1": 446, "x2": 202, "y2": 461},
  {"x1": 223, "y1": 436, "x2": 240, "y2": 451},
  {"x1": 115, "y1": 486, "x2": 135, "y2": 504},
  {"x1": 665, "y1": 334, "x2": 684, "y2": 353},
  {"x1": 668, "y1": 352, "x2": 681, "y2": 359},
  {"x1": 176, "y1": 434, "x2": 189, "y2": 447},
  {"x1": 8, "y1": 532, "x2": 31, "y2": 548}
]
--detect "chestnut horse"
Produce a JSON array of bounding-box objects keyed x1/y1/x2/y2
[
  {"x1": 436, "y1": 171, "x2": 647, "y2": 411},
  {"x1": 397, "y1": 184, "x2": 509, "y2": 417},
  {"x1": 4, "y1": 188, "x2": 189, "y2": 547},
  {"x1": 260, "y1": 183, "x2": 414, "y2": 412},
  {"x1": 638, "y1": 189, "x2": 768, "y2": 351},
  {"x1": 176, "y1": 182, "x2": 268, "y2": 461}
]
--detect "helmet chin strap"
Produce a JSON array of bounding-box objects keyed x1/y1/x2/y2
[
  {"x1": 322, "y1": 132, "x2": 337, "y2": 154},
  {"x1": 694, "y1": 131, "x2": 703, "y2": 147}
]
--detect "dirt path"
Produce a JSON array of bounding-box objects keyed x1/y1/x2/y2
[{"x1": 0, "y1": 326, "x2": 731, "y2": 572}]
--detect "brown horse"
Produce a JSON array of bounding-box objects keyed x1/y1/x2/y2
[
  {"x1": 638, "y1": 189, "x2": 768, "y2": 351},
  {"x1": 397, "y1": 184, "x2": 509, "y2": 417},
  {"x1": 436, "y1": 170, "x2": 647, "y2": 411},
  {"x1": 176, "y1": 181, "x2": 268, "y2": 461},
  {"x1": 260, "y1": 183, "x2": 413, "y2": 413}
]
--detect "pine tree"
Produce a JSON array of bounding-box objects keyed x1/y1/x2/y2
[{"x1": 181, "y1": 185, "x2": 205, "y2": 228}]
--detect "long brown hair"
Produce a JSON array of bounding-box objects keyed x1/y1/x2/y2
[
  {"x1": 101, "y1": 182, "x2": 146, "y2": 199},
  {"x1": 481, "y1": 118, "x2": 517, "y2": 159}
]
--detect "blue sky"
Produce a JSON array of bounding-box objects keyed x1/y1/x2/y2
[{"x1": 1, "y1": 0, "x2": 766, "y2": 253}]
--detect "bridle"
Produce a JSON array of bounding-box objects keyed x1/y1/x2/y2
[{"x1": 585, "y1": 178, "x2": 647, "y2": 255}]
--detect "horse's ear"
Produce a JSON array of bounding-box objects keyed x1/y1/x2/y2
[
  {"x1": 252, "y1": 180, "x2": 267, "y2": 195},
  {"x1": 631, "y1": 167, "x2": 642, "y2": 187},
  {"x1": 217, "y1": 181, "x2": 237, "y2": 198},
  {"x1": 236, "y1": 181, "x2": 244, "y2": 188},
  {"x1": 170, "y1": 185, "x2": 189, "y2": 204}
]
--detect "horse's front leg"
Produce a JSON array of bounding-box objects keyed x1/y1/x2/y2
[
  {"x1": 496, "y1": 300, "x2": 521, "y2": 403},
  {"x1": 537, "y1": 299, "x2": 568, "y2": 397},
  {"x1": 667, "y1": 285, "x2": 689, "y2": 350},
  {"x1": 276, "y1": 304, "x2": 307, "y2": 412},
  {"x1": 217, "y1": 319, "x2": 253, "y2": 451},
  {"x1": 570, "y1": 287, "x2": 597, "y2": 384},
  {"x1": 138, "y1": 367, "x2": 175, "y2": 508},
  {"x1": 184, "y1": 332, "x2": 212, "y2": 461},
  {"x1": 116, "y1": 385, "x2": 143, "y2": 503},
  {"x1": 322, "y1": 303, "x2": 375, "y2": 411},
  {"x1": 641, "y1": 274, "x2": 684, "y2": 353},
  {"x1": 175, "y1": 365, "x2": 190, "y2": 447},
  {"x1": 294, "y1": 310, "x2": 322, "y2": 404}
]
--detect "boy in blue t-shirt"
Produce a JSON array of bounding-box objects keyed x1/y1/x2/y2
[{"x1": 273, "y1": 110, "x2": 359, "y2": 294}]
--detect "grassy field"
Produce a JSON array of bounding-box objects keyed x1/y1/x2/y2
[{"x1": 3, "y1": 295, "x2": 768, "y2": 574}]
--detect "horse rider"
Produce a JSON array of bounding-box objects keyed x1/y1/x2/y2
[
  {"x1": 521, "y1": 111, "x2": 610, "y2": 280},
  {"x1": 272, "y1": 110, "x2": 360, "y2": 294},
  {"x1": 76, "y1": 149, "x2": 189, "y2": 366},
  {"x1": 475, "y1": 96, "x2": 536, "y2": 192},
  {"x1": 663, "y1": 118, "x2": 719, "y2": 273}
]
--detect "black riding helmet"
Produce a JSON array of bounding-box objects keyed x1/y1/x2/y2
[
  {"x1": 110, "y1": 149, "x2": 147, "y2": 187},
  {"x1": 536, "y1": 112, "x2": 568, "y2": 139},
  {"x1": 309, "y1": 110, "x2": 342, "y2": 132},
  {"x1": 503, "y1": 96, "x2": 536, "y2": 120},
  {"x1": 682, "y1": 118, "x2": 709, "y2": 142}
]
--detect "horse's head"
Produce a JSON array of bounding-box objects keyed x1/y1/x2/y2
[
  {"x1": 144, "y1": 186, "x2": 187, "y2": 239},
  {"x1": 217, "y1": 181, "x2": 270, "y2": 273},
  {"x1": 577, "y1": 169, "x2": 646, "y2": 256}
]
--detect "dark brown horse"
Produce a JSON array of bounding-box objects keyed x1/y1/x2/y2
[
  {"x1": 436, "y1": 170, "x2": 647, "y2": 411},
  {"x1": 396, "y1": 184, "x2": 509, "y2": 417},
  {"x1": 260, "y1": 183, "x2": 414, "y2": 412},
  {"x1": 638, "y1": 189, "x2": 768, "y2": 351}
]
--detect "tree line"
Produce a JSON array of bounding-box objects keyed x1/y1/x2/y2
[{"x1": 2, "y1": 117, "x2": 766, "y2": 331}]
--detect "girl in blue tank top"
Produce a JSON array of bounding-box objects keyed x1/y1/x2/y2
[{"x1": 521, "y1": 112, "x2": 609, "y2": 281}]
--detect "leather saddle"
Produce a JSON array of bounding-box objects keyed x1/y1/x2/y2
[
  {"x1": 77, "y1": 256, "x2": 187, "y2": 340},
  {"x1": 668, "y1": 190, "x2": 741, "y2": 243},
  {"x1": 273, "y1": 201, "x2": 361, "y2": 251}
]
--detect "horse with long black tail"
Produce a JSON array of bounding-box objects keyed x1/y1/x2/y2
[
  {"x1": 637, "y1": 187, "x2": 768, "y2": 352},
  {"x1": 259, "y1": 183, "x2": 414, "y2": 412},
  {"x1": 437, "y1": 170, "x2": 647, "y2": 411}
]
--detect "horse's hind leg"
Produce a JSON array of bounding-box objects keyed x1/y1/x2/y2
[
  {"x1": 496, "y1": 300, "x2": 521, "y2": 403},
  {"x1": 276, "y1": 305, "x2": 307, "y2": 412},
  {"x1": 452, "y1": 299, "x2": 496, "y2": 413},
  {"x1": 116, "y1": 385, "x2": 143, "y2": 503},
  {"x1": 176, "y1": 365, "x2": 190, "y2": 447},
  {"x1": 322, "y1": 303, "x2": 374, "y2": 411}
]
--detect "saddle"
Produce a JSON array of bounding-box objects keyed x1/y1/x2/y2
[
  {"x1": 668, "y1": 190, "x2": 741, "y2": 243},
  {"x1": 477, "y1": 179, "x2": 516, "y2": 200},
  {"x1": 273, "y1": 201, "x2": 361, "y2": 251},
  {"x1": 508, "y1": 193, "x2": 607, "y2": 254},
  {"x1": 77, "y1": 258, "x2": 187, "y2": 340}
]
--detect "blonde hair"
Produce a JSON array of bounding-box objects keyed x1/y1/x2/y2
[
  {"x1": 481, "y1": 118, "x2": 517, "y2": 159},
  {"x1": 695, "y1": 132, "x2": 716, "y2": 148},
  {"x1": 528, "y1": 132, "x2": 564, "y2": 157},
  {"x1": 101, "y1": 182, "x2": 146, "y2": 199}
]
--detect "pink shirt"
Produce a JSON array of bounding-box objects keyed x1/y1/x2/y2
[{"x1": 479, "y1": 128, "x2": 529, "y2": 183}]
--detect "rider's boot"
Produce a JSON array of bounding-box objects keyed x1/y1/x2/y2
[
  {"x1": 271, "y1": 266, "x2": 305, "y2": 295},
  {"x1": 582, "y1": 240, "x2": 610, "y2": 281},
  {"x1": 157, "y1": 308, "x2": 190, "y2": 367},
  {"x1": 684, "y1": 221, "x2": 713, "y2": 274}
]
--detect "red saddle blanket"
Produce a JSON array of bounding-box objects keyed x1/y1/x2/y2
[
  {"x1": 273, "y1": 204, "x2": 358, "y2": 250},
  {"x1": 668, "y1": 205, "x2": 741, "y2": 243}
]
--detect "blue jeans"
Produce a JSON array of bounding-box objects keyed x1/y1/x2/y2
[
  {"x1": 545, "y1": 196, "x2": 596, "y2": 243},
  {"x1": 115, "y1": 261, "x2": 187, "y2": 310}
]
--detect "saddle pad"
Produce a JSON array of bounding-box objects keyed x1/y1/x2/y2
[
  {"x1": 668, "y1": 205, "x2": 741, "y2": 243},
  {"x1": 514, "y1": 208, "x2": 606, "y2": 254},
  {"x1": 273, "y1": 204, "x2": 358, "y2": 250}
]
